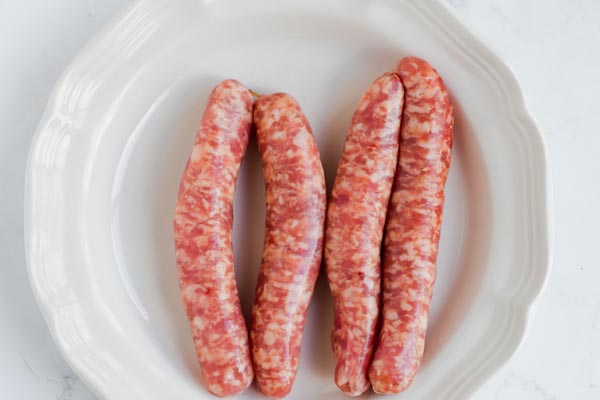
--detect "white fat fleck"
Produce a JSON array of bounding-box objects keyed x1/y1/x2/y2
[
  {"x1": 263, "y1": 332, "x2": 277, "y2": 346},
  {"x1": 190, "y1": 147, "x2": 202, "y2": 164},
  {"x1": 207, "y1": 383, "x2": 223, "y2": 394},
  {"x1": 272, "y1": 130, "x2": 286, "y2": 140},
  {"x1": 271, "y1": 108, "x2": 281, "y2": 121},
  {"x1": 352, "y1": 122, "x2": 366, "y2": 133},
  {"x1": 293, "y1": 131, "x2": 309, "y2": 149},
  {"x1": 406, "y1": 103, "x2": 431, "y2": 114},
  {"x1": 430, "y1": 119, "x2": 443, "y2": 134},
  {"x1": 192, "y1": 316, "x2": 206, "y2": 330},
  {"x1": 386, "y1": 310, "x2": 399, "y2": 320},
  {"x1": 267, "y1": 322, "x2": 280, "y2": 331},
  {"x1": 223, "y1": 367, "x2": 234, "y2": 382}
]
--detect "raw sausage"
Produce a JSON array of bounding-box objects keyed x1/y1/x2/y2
[
  {"x1": 173, "y1": 80, "x2": 254, "y2": 397},
  {"x1": 251, "y1": 93, "x2": 327, "y2": 398},
  {"x1": 325, "y1": 73, "x2": 404, "y2": 396},
  {"x1": 369, "y1": 57, "x2": 454, "y2": 393}
]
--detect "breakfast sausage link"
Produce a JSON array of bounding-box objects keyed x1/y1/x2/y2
[
  {"x1": 369, "y1": 57, "x2": 454, "y2": 394},
  {"x1": 251, "y1": 93, "x2": 327, "y2": 398},
  {"x1": 173, "y1": 80, "x2": 254, "y2": 397},
  {"x1": 325, "y1": 73, "x2": 404, "y2": 396}
]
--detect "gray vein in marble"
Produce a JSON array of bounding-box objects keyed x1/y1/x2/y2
[
  {"x1": 489, "y1": 4, "x2": 524, "y2": 37},
  {"x1": 492, "y1": 372, "x2": 558, "y2": 400},
  {"x1": 19, "y1": 352, "x2": 42, "y2": 381},
  {"x1": 523, "y1": 377, "x2": 558, "y2": 400},
  {"x1": 446, "y1": 0, "x2": 469, "y2": 9},
  {"x1": 546, "y1": 117, "x2": 581, "y2": 136},
  {"x1": 592, "y1": 303, "x2": 600, "y2": 329},
  {"x1": 548, "y1": 284, "x2": 594, "y2": 307},
  {"x1": 48, "y1": 374, "x2": 76, "y2": 400}
]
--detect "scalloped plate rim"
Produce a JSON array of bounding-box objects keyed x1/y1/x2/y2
[{"x1": 24, "y1": 0, "x2": 553, "y2": 399}]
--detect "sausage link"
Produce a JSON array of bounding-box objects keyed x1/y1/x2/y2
[
  {"x1": 325, "y1": 73, "x2": 404, "y2": 396},
  {"x1": 173, "y1": 80, "x2": 254, "y2": 397},
  {"x1": 369, "y1": 57, "x2": 454, "y2": 393},
  {"x1": 251, "y1": 93, "x2": 327, "y2": 398}
]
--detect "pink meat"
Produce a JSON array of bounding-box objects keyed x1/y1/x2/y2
[
  {"x1": 325, "y1": 73, "x2": 404, "y2": 396},
  {"x1": 173, "y1": 79, "x2": 254, "y2": 397},
  {"x1": 251, "y1": 93, "x2": 326, "y2": 398},
  {"x1": 369, "y1": 57, "x2": 454, "y2": 394}
]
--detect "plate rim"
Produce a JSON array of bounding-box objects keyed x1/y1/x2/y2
[{"x1": 24, "y1": 0, "x2": 553, "y2": 399}]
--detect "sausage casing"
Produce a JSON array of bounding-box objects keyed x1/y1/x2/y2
[
  {"x1": 174, "y1": 80, "x2": 254, "y2": 397},
  {"x1": 325, "y1": 73, "x2": 404, "y2": 396},
  {"x1": 251, "y1": 93, "x2": 327, "y2": 398},
  {"x1": 369, "y1": 57, "x2": 454, "y2": 394}
]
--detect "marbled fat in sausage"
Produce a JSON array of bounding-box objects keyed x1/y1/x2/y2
[
  {"x1": 325, "y1": 73, "x2": 404, "y2": 396},
  {"x1": 251, "y1": 93, "x2": 327, "y2": 398},
  {"x1": 173, "y1": 80, "x2": 254, "y2": 397},
  {"x1": 369, "y1": 57, "x2": 454, "y2": 394}
]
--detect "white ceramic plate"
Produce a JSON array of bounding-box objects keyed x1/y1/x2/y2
[{"x1": 24, "y1": 0, "x2": 552, "y2": 399}]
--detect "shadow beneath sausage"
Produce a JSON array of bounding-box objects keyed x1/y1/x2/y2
[
  {"x1": 298, "y1": 45, "x2": 406, "y2": 389},
  {"x1": 302, "y1": 267, "x2": 336, "y2": 378},
  {"x1": 233, "y1": 129, "x2": 265, "y2": 324},
  {"x1": 315, "y1": 48, "x2": 404, "y2": 193},
  {"x1": 111, "y1": 74, "x2": 226, "y2": 389},
  {"x1": 421, "y1": 97, "x2": 492, "y2": 365}
]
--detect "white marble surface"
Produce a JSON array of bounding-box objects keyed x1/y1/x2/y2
[{"x1": 1, "y1": 0, "x2": 597, "y2": 398}]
